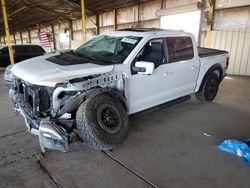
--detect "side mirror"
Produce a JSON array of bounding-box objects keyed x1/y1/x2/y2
[{"x1": 134, "y1": 61, "x2": 155, "y2": 75}]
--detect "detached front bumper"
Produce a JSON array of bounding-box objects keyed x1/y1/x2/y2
[
  {"x1": 17, "y1": 107, "x2": 69, "y2": 153},
  {"x1": 4, "y1": 67, "x2": 69, "y2": 153}
]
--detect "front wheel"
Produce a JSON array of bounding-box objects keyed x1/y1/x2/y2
[
  {"x1": 196, "y1": 72, "x2": 220, "y2": 102},
  {"x1": 76, "y1": 94, "x2": 129, "y2": 150}
]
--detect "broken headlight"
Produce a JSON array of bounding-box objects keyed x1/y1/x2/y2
[{"x1": 4, "y1": 64, "x2": 14, "y2": 85}]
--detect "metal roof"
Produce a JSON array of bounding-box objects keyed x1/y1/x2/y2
[
  {"x1": 117, "y1": 28, "x2": 168, "y2": 32},
  {"x1": 0, "y1": 0, "x2": 148, "y2": 35},
  {"x1": 106, "y1": 28, "x2": 191, "y2": 38}
]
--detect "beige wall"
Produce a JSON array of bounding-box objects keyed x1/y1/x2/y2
[
  {"x1": 214, "y1": 7, "x2": 250, "y2": 30},
  {"x1": 210, "y1": 3, "x2": 250, "y2": 76},
  {"x1": 215, "y1": 0, "x2": 250, "y2": 9},
  {"x1": 162, "y1": 0, "x2": 198, "y2": 9},
  {"x1": 209, "y1": 28, "x2": 250, "y2": 76}
]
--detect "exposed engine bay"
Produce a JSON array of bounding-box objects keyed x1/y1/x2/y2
[{"x1": 7, "y1": 69, "x2": 127, "y2": 152}]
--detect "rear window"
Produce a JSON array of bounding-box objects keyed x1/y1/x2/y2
[
  {"x1": 166, "y1": 37, "x2": 194, "y2": 63},
  {"x1": 35, "y1": 46, "x2": 45, "y2": 53},
  {"x1": 15, "y1": 46, "x2": 28, "y2": 54},
  {"x1": 29, "y1": 46, "x2": 39, "y2": 53},
  {"x1": 27, "y1": 45, "x2": 45, "y2": 54},
  {"x1": 38, "y1": 46, "x2": 46, "y2": 53}
]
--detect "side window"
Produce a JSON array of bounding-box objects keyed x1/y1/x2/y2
[
  {"x1": 15, "y1": 46, "x2": 28, "y2": 54},
  {"x1": 29, "y1": 46, "x2": 39, "y2": 53},
  {"x1": 166, "y1": 37, "x2": 194, "y2": 63},
  {"x1": 138, "y1": 39, "x2": 165, "y2": 67},
  {"x1": 131, "y1": 38, "x2": 165, "y2": 74}
]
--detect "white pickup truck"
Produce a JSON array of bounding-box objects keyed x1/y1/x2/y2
[{"x1": 4, "y1": 28, "x2": 229, "y2": 152}]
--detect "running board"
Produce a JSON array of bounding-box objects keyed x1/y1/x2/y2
[{"x1": 132, "y1": 95, "x2": 191, "y2": 116}]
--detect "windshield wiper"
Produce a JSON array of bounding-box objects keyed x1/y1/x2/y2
[
  {"x1": 79, "y1": 53, "x2": 107, "y2": 65},
  {"x1": 69, "y1": 50, "x2": 80, "y2": 56},
  {"x1": 65, "y1": 50, "x2": 106, "y2": 64}
]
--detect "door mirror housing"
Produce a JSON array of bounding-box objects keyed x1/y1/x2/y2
[{"x1": 134, "y1": 61, "x2": 155, "y2": 75}]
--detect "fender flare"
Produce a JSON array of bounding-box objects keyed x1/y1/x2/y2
[
  {"x1": 56, "y1": 88, "x2": 128, "y2": 117},
  {"x1": 198, "y1": 64, "x2": 223, "y2": 92},
  {"x1": 83, "y1": 88, "x2": 129, "y2": 112}
]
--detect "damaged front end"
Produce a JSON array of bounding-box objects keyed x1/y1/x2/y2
[
  {"x1": 8, "y1": 82, "x2": 69, "y2": 152},
  {"x1": 5, "y1": 68, "x2": 126, "y2": 153},
  {"x1": 39, "y1": 121, "x2": 69, "y2": 153}
]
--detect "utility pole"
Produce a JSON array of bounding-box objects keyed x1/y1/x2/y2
[
  {"x1": 1, "y1": 0, "x2": 14, "y2": 64},
  {"x1": 81, "y1": 0, "x2": 86, "y2": 43}
]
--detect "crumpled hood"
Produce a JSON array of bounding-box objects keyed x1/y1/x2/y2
[{"x1": 11, "y1": 52, "x2": 114, "y2": 87}]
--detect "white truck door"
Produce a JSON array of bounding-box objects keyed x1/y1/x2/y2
[
  {"x1": 128, "y1": 38, "x2": 177, "y2": 114},
  {"x1": 164, "y1": 36, "x2": 199, "y2": 96},
  {"x1": 128, "y1": 37, "x2": 199, "y2": 114}
]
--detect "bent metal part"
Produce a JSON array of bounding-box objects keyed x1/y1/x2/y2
[{"x1": 8, "y1": 69, "x2": 126, "y2": 153}]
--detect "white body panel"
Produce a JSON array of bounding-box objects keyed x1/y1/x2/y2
[
  {"x1": 195, "y1": 54, "x2": 228, "y2": 92},
  {"x1": 128, "y1": 56, "x2": 200, "y2": 114}
]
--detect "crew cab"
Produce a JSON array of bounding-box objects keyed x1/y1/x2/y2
[{"x1": 4, "y1": 28, "x2": 229, "y2": 152}]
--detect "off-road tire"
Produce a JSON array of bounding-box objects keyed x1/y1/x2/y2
[
  {"x1": 196, "y1": 72, "x2": 220, "y2": 102},
  {"x1": 76, "y1": 94, "x2": 129, "y2": 150}
]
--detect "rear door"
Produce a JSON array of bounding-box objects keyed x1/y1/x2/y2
[{"x1": 164, "y1": 36, "x2": 200, "y2": 95}]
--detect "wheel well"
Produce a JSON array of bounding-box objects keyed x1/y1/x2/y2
[
  {"x1": 198, "y1": 64, "x2": 222, "y2": 92},
  {"x1": 103, "y1": 91, "x2": 128, "y2": 112},
  {"x1": 84, "y1": 88, "x2": 128, "y2": 112},
  {"x1": 213, "y1": 69, "x2": 220, "y2": 78}
]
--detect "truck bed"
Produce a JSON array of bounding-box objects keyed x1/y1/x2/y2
[{"x1": 198, "y1": 47, "x2": 228, "y2": 58}]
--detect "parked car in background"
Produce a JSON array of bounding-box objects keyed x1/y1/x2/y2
[{"x1": 0, "y1": 45, "x2": 46, "y2": 67}]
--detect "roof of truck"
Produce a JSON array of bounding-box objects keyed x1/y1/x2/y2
[
  {"x1": 105, "y1": 28, "x2": 191, "y2": 38},
  {"x1": 117, "y1": 28, "x2": 168, "y2": 32}
]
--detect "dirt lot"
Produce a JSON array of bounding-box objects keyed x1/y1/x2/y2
[{"x1": 0, "y1": 72, "x2": 250, "y2": 188}]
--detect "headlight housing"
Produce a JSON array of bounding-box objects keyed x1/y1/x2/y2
[
  {"x1": 5, "y1": 64, "x2": 13, "y2": 75},
  {"x1": 4, "y1": 64, "x2": 14, "y2": 84}
]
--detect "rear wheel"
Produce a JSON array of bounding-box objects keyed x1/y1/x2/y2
[
  {"x1": 76, "y1": 94, "x2": 129, "y2": 150},
  {"x1": 196, "y1": 72, "x2": 220, "y2": 102}
]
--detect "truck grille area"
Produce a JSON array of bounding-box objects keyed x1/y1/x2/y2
[{"x1": 14, "y1": 79, "x2": 51, "y2": 117}]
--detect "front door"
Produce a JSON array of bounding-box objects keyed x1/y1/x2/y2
[{"x1": 128, "y1": 38, "x2": 174, "y2": 114}]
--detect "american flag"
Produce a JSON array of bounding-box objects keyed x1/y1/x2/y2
[{"x1": 38, "y1": 32, "x2": 51, "y2": 48}]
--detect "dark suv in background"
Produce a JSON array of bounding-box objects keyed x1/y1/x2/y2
[{"x1": 0, "y1": 45, "x2": 46, "y2": 67}]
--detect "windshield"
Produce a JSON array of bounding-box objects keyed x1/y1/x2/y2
[{"x1": 75, "y1": 35, "x2": 142, "y2": 64}]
